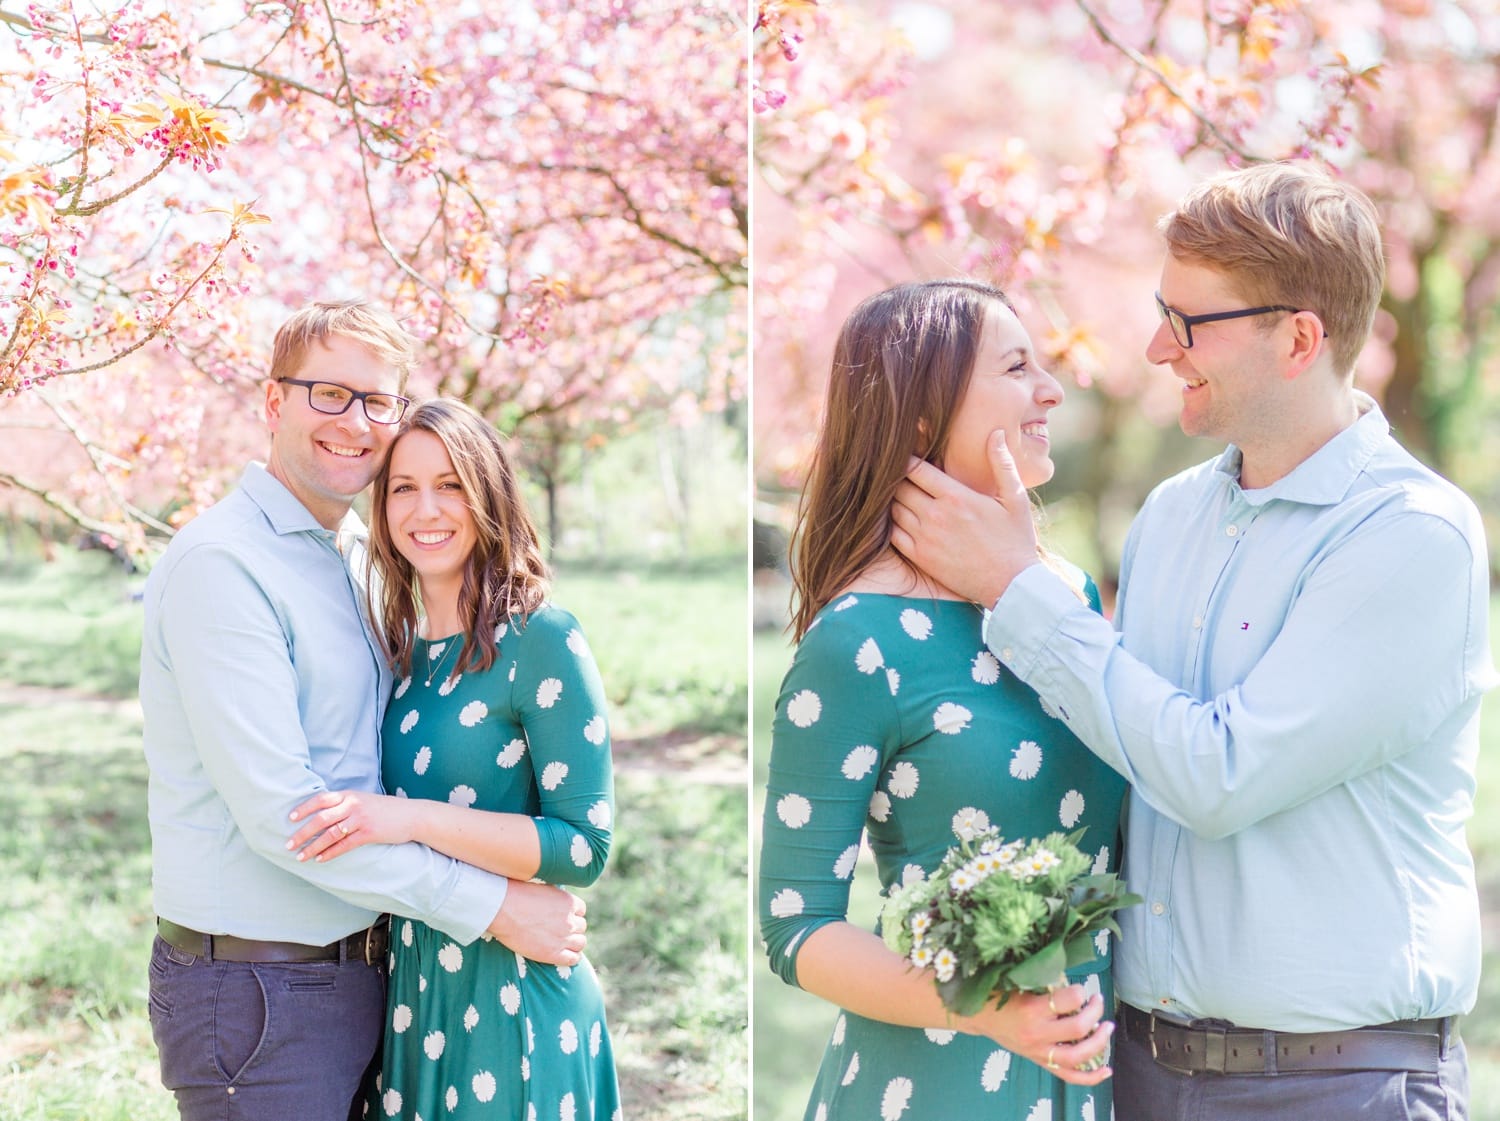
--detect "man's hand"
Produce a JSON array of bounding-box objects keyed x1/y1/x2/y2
[
  {"x1": 890, "y1": 430, "x2": 1041, "y2": 606},
  {"x1": 488, "y1": 879, "x2": 587, "y2": 966}
]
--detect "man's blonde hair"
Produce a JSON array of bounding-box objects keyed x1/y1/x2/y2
[
  {"x1": 1159, "y1": 163, "x2": 1385, "y2": 377},
  {"x1": 268, "y1": 299, "x2": 419, "y2": 391}
]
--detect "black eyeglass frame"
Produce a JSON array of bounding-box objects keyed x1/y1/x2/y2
[
  {"x1": 1154, "y1": 292, "x2": 1309, "y2": 350},
  {"x1": 278, "y1": 378, "x2": 411, "y2": 425}
]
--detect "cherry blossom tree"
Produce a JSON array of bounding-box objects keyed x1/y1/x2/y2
[
  {"x1": 753, "y1": 0, "x2": 1500, "y2": 576},
  {"x1": 1, "y1": 0, "x2": 747, "y2": 558}
]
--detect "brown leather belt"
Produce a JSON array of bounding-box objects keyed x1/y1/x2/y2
[
  {"x1": 157, "y1": 916, "x2": 389, "y2": 966},
  {"x1": 1119, "y1": 1002, "x2": 1452, "y2": 1075}
]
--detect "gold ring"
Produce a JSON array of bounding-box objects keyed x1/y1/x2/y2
[
  {"x1": 338, "y1": 822, "x2": 349, "y2": 837},
  {"x1": 1048, "y1": 991, "x2": 1059, "y2": 1015},
  {"x1": 1046, "y1": 1046, "x2": 1059, "y2": 1071}
]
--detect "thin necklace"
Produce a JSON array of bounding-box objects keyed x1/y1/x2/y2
[{"x1": 422, "y1": 635, "x2": 459, "y2": 688}]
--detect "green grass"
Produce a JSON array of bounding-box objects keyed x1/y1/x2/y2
[
  {"x1": 0, "y1": 545, "x2": 747, "y2": 1121},
  {"x1": 752, "y1": 601, "x2": 1500, "y2": 1121}
]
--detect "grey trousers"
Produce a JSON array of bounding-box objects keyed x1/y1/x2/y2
[
  {"x1": 1113, "y1": 1020, "x2": 1468, "y2": 1121},
  {"x1": 148, "y1": 934, "x2": 386, "y2": 1121}
]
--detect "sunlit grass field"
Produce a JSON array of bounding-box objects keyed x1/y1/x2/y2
[
  {"x1": 752, "y1": 604, "x2": 1500, "y2": 1121},
  {"x1": 0, "y1": 543, "x2": 748, "y2": 1121}
]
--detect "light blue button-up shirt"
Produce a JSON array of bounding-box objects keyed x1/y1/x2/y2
[
  {"x1": 986, "y1": 399, "x2": 1495, "y2": 1031},
  {"x1": 141, "y1": 463, "x2": 507, "y2": 945}
]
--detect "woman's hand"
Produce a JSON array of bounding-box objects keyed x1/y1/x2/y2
[
  {"x1": 961, "y1": 983, "x2": 1114, "y2": 1086},
  {"x1": 286, "y1": 790, "x2": 421, "y2": 862}
]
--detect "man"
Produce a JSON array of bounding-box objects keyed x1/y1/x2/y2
[
  {"x1": 890, "y1": 164, "x2": 1494, "y2": 1118},
  {"x1": 141, "y1": 300, "x2": 587, "y2": 1120}
]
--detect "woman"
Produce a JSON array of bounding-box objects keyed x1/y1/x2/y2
[
  {"x1": 758, "y1": 279, "x2": 1127, "y2": 1120},
  {"x1": 287, "y1": 398, "x2": 621, "y2": 1121}
]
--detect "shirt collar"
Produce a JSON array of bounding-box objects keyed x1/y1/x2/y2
[
  {"x1": 1214, "y1": 391, "x2": 1387, "y2": 508},
  {"x1": 239, "y1": 462, "x2": 368, "y2": 543}
]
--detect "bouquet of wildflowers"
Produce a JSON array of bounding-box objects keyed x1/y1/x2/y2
[{"x1": 880, "y1": 822, "x2": 1140, "y2": 1020}]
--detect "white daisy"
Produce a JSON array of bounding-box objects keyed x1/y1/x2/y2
[
  {"x1": 1039, "y1": 695, "x2": 1063, "y2": 722},
  {"x1": 869, "y1": 790, "x2": 892, "y2": 822},
  {"x1": 496, "y1": 738, "x2": 526, "y2": 767},
  {"x1": 566, "y1": 628, "x2": 589, "y2": 656},
  {"x1": 392, "y1": 1004, "x2": 413, "y2": 1033},
  {"x1": 583, "y1": 715, "x2": 607, "y2": 745},
  {"x1": 1082, "y1": 973, "x2": 1102, "y2": 1001},
  {"x1": 541, "y1": 761, "x2": 569, "y2": 790},
  {"x1": 901, "y1": 863, "x2": 925, "y2": 886},
  {"x1": 401, "y1": 920, "x2": 414, "y2": 947},
  {"x1": 423, "y1": 1030, "x2": 445, "y2": 1060},
  {"x1": 881, "y1": 1075, "x2": 914, "y2": 1119},
  {"x1": 842, "y1": 745, "x2": 878, "y2": 780},
  {"x1": 497, "y1": 623, "x2": 508, "y2": 641},
  {"x1": 886, "y1": 667, "x2": 901, "y2": 694},
  {"x1": 972, "y1": 650, "x2": 1001, "y2": 684},
  {"x1": 951, "y1": 806, "x2": 991, "y2": 841},
  {"x1": 769, "y1": 888, "x2": 804, "y2": 918},
  {"x1": 560, "y1": 1093, "x2": 576, "y2": 1121},
  {"x1": 458, "y1": 700, "x2": 487, "y2": 727},
  {"x1": 1060, "y1": 789, "x2": 1085, "y2": 828},
  {"x1": 777, "y1": 792, "x2": 813, "y2": 829},
  {"x1": 1024, "y1": 1099, "x2": 1053, "y2": 1121},
  {"x1": 570, "y1": 835, "x2": 592, "y2": 867},
  {"x1": 590, "y1": 1021, "x2": 602, "y2": 1057},
  {"x1": 521, "y1": 1056, "x2": 530, "y2": 1081},
  {"x1": 887, "y1": 761, "x2": 919, "y2": 799},
  {"x1": 899, "y1": 609, "x2": 932, "y2": 640},
  {"x1": 509, "y1": 665, "x2": 516, "y2": 682},
  {"x1": 448, "y1": 785, "x2": 477, "y2": 808},
  {"x1": 924, "y1": 1028, "x2": 957, "y2": 1045},
  {"x1": 1092, "y1": 846, "x2": 1109, "y2": 875},
  {"x1": 536, "y1": 678, "x2": 563, "y2": 708},
  {"x1": 932, "y1": 702, "x2": 972, "y2": 735},
  {"x1": 517, "y1": 958, "x2": 528, "y2": 979},
  {"x1": 464, "y1": 1004, "x2": 479, "y2": 1032},
  {"x1": 413, "y1": 746, "x2": 432, "y2": 775},
  {"x1": 981, "y1": 1048, "x2": 1012, "y2": 1091},
  {"x1": 587, "y1": 800, "x2": 612, "y2": 829},
  {"x1": 831, "y1": 1014, "x2": 847, "y2": 1046},
  {"x1": 559, "y1": 1019, "x2": 579, "y2": 1054},
  {"x1": 855, "y1": 638, "x2": 884, "y2": 674},
  {"x1": 472, "y1": 1071, "x2": 497, "y2": 1103},
  {"x1": 833, "y1": 595, "x2": 859, "y2": 611},
  {"x1": 500, "y1": 982, "x2": 521, "y2": 1015},
  {"x1": 786, "y1": 689, "x2": 822, "y2": 728},
  {"x1": 399, "y1": 710, "x2": 419, "y2": 734},
  {"x1": 427, "y1": 641, "x2": 447, "y2": 662},
  {"x1": 841, "y1": 1052, "x2": 860, "y2": 1086},
  {"x1": 814, "y1": 1107, "x2": 828, "y2": 1121},
  {"x1": 438, "y1": 943, "x2": 463, "y2": 973},
  {"x1": 1081, "y1": 1097, "x2": 1095, "y2": 1121},
  {"x1": 1010, "y1": 740, "x2": 1042, "y2": 780},
  {"x1": 1095, "y1": 929, "x2": 1111, "y2": 956},
  {"x1": 446, "y1": 1087, "x2": 458, "y2": 1110},
  {"x1": 382, "y1": 1087, "x2": 402, "y2": 1116},
  {"x1": 393, "y1": 676, "x2": 411, "y2": 699},
  {"x1": 833, "y1": 844, "x2": 859, "y2": 880},
  {"x1": 437, "y1": 673, "x2": 461, "y2": 696}
]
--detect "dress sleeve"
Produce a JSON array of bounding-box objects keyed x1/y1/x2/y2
[
  {"x1": 509, "y1": 605, "x2": 614, "y2": 886},
  {"x1": 758, "y1": 611, "x2": 900, "y2": 988}
]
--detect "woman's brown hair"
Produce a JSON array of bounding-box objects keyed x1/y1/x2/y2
[
  {"x1": 789, "y1": 279, "x2": 1016, "y2": 640},
  {"x1": 367, "y1": 398, "x2": 551, "y2": 677}
]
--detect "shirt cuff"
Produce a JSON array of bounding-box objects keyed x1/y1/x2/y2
[
  {"x1": 429, "y1": 866, "x2": 510, "y2": 944},
  {"x1": 981, "y1": 563, "x2": 1078, "y2": 674}
]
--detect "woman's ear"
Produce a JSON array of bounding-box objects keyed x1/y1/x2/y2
[{"x1": 914, "y1": 417, "x2": 932, "y2": 460}]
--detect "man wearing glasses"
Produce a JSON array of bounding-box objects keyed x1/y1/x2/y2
[
  {"x1": 891, "y1": 163, "x2": 1492, "y2": 1118},
  {"x1": 140, "y1": 300, "x2": 587, "y2": 1120}
]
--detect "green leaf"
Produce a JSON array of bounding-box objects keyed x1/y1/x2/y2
[{"x1": 1008, "y1": 939, "x2": 1068, "y2": 992}]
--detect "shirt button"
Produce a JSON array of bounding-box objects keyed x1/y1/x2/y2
[
  {"x1": 1150, "y1": 901, "x2": 1166, "y2": 915},
  {"x1": 1226, "y1": 525, "x2": 1239, "y2": 537},
  {"x1": 227, "y1": 1088, "x2": 236, "y2": 1096},
  {"x1": 1192, "y1": 616, "x2": 1203, "y2": 629},
  {"x1": 1001, "y1": 647, "x2": 1014, "y2": 661}
]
